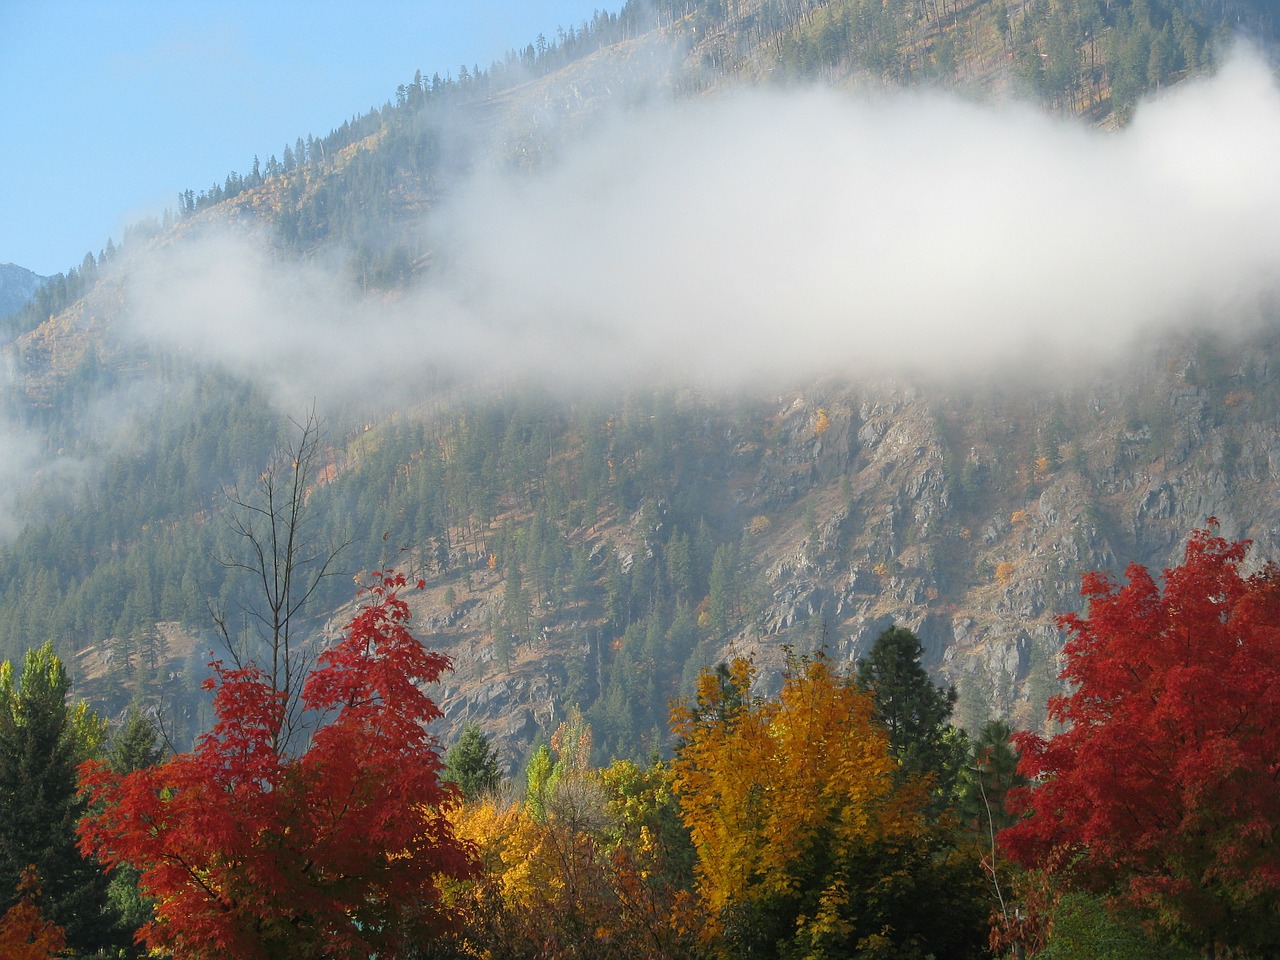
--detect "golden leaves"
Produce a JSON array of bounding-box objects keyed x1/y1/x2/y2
[{"x1": 671, "y1": 657, "x2": 925, "y2": 941}]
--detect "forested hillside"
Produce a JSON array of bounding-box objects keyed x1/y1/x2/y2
[{"x1": 2, "y1": 0, "x2": 1278, "y2": 761}]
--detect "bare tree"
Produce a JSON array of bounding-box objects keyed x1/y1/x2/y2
[{"x1": 213, "y1": 410, "x2": 349, "y2": 753}]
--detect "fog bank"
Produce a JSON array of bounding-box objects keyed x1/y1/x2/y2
[{"x1": 124, "y1": 47, "x2": 1280, "y2": 404}]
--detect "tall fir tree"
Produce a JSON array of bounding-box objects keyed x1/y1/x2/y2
[
  {"x1": 0, "y1": 643, "x2": 120, "y2": 954},
  {"x1": 444, "y1": 722, "x2": 504, "y2": 801},
  {"x1": 856, "y1": 626, "x2": 964, "y2": 803}
]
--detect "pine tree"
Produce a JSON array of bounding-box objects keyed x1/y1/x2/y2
[
  {"x1": 856, "y1": 626, "x2": 963, "y2": 802},
  {"x1": 444, "y1": 723, "x2": 504, "y2": 801},
  {"x1": 0, "y1": 643, "x2": 119, "y2": 954}
]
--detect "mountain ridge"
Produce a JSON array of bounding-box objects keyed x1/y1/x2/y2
[{"x1": 0, "y1": 263, "x2": 48, "y2": 325}]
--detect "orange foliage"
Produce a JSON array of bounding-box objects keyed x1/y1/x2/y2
[
  {"x1": 0, "y1": 867, "x2": 67, "y2": 960},
  {"x1": 670, "y1": 658, "x2": 923, "y2": 944},
  {"x1": 996, "y1": 561, "x2": 1016, "y2": 582}
]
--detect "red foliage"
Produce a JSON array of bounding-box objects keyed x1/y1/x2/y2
[
  {"x1": 1000, "y1": 525, "x2": 1280, "y2": 951},
  {"x1": 0, "y1": 867, "x2": 67, "y2": 960},
  {"x1": 78, "y1": 571, "x2": 476, "y2": 960}
]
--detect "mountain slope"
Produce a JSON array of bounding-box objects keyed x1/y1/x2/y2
[{"x1": 2, "y1": 0, "x2": 1279, "y2": 768}]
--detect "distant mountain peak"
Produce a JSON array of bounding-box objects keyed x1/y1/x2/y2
[{"x1": 0, "y1": 262, "x2": 48, "y2": 321}]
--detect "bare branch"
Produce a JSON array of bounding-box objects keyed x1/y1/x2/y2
[{"x1": 213, "y1": 407, "x2": 352, "y2": 755}]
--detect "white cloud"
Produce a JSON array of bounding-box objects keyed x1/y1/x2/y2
[{"x1": 119, "y1": 46, "x2": 1280, "y2": 404}]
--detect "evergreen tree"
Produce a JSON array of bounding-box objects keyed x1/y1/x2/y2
[
  {"x1": 855, "y1": 626, "x2": 962, "y2": 799},
  {"x1": 0, "y1": 643, "x2": 120, "y2": 954},
  {"x1": 107, "y1": 705, "x2": 163, "y2": 775},
  {"x1": 444, "y1": 722, "x2": 504, "y2": 801},
  {"x1": 105, "y1": 705, "x2": 163, "y2": 954}
]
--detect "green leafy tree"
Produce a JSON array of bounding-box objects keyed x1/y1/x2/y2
[{"x1": 1039, "y1": 892, "x2": 1196, "y2": 960}]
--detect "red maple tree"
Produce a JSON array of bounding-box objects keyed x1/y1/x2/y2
[
  {"x1": 78, "y1": 571, "x2": 476, "y2": 960},
  {"x1": 1000, "y1": 524, "x2": 1280, "y2": 955}
]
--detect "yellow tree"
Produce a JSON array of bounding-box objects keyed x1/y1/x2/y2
[
  {"x1": 671, "y1": 656, "x2": 988, "y2": 960},
  {"x1": 446, "y1": 715, "x2": 698, "y2": 960}
]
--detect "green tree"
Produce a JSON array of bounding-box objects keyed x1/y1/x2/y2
[
  {"x1": 104, "y1": 705, "x2": 164, "y2": 954},
  {"x1": 525, "y1": 743, "x2": 556, "y2": 821},
  {"x1": 959, "y1": 719, "x2": 1023, "y2": 837},
  {"x1": 445, "y1": 722, "x2": 504, "y2": 801},
  {"x1": 0, "y1": 643, "x2": 120, "y2": 955},
  {"x1": 706, "y1": 542, "x2": 739, "y2": 638},
  {"x1": 856, "y1": 626, "x2": 962, "y2": 802}
]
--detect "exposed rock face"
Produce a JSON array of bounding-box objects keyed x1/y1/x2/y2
[
  {"x1": 704, "y1": 340, "x2": 1280, "y2": 734},
  {"x1": 393, "y1": 331, "x2": 1280, "y2": 765},
  {"x1": 378, "y1": 335, "x2": 1280, "y2": 768}
]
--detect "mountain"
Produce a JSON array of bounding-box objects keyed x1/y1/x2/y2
[
  {"x1": 0, "y1": 263, "x2": 48, "y2": 324},
  {"x1": 2, "y1": 0, "x2": 1279, "y2": 767}
]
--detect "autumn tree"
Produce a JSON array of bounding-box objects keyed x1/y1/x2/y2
[
  {"x1": 78, "y1": 572, "x2": 476, "y2": 960},
  {"x1": 446, "y1": 721, "x2": 695, "y2": 960},
  {"x1": 1000, "y1": 525, "x2": 1280, "y2": 958},
  {"x1": 671, "y1": 656, "x2": 988, "y2": 960},
  {"x1": 0, "y1": 867, "x2": 67, "y2": 960}
]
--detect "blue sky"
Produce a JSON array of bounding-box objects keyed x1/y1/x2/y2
[{"x1": 0, "y1": 2, "x2": 614, "y2": 277}]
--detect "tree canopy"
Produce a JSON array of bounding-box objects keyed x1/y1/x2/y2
[
  {"x1": 1000, "y1": 524, "x2": 1280, "y2": 957},
  {"x1": 78, "y1": 572, "x2": 477, "y2": 960},
  {"x1": 671, "y1": 655, "x2": 988, "y2": 960},
  {"x1": 856, "y1": 625, "x2": 963, "y2": 802}
]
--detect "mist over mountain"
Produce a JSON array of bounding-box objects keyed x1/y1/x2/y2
[{"x1": 3, "y1": 0, "x2": 1280, "y2": 762}]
